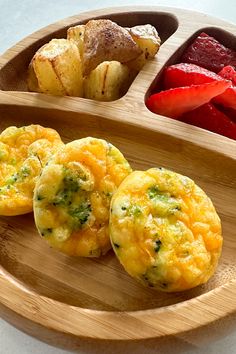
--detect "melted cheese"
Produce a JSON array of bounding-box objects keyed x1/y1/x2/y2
[
  {"x1": 110, "y1": 168, "x2": 222, "y2": 292},
  {"x1": 0, "y1": 125, "x2": 63, "y2": 215},
  {"x1": 33, "y1": 137, "x2": 132, "y2": 257}
]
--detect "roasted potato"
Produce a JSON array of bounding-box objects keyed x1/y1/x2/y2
[
  {"x1": 29, "y1": 39, "x2": 83, "y2": 96},
  {"x1": 126, "y1": 24, "x2": 161, "y2": 71},
  {"x1": 28, "y1": 20, "x2": 161, "y2": 101},
  {"x1": 83, "y1": 19, "x2": 142, "y2": 75},
  {"x1": 84, "y1": 61, "x2": 132, "y2": 101},
  {"x1": 27, "y1": 61, "x2": 41, "y2": 92},
  {"x1": 67, "y1": 25, "x2": 85, "y2": 59}
]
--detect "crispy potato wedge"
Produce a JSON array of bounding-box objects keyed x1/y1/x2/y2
[
  {"x1": 30, "y1": 39, "x2": 83, "y2": 96},
  {"x1": 126, "y1": 24, "x2": 161, "y2": 71},
  {"x1": 83, "y1": 19, "x2": 142, "y2": 75},
  {"x1": 84, "y1": 61, "x2": 131, "y2": 101},
  {"x1": 27, "y1": 61, "x2": 41, "y2": 92},
  {"x1": 67, "y1": 25, "x2": 85, "y2": 59}
]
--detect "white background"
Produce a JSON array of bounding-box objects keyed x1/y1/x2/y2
[{"x1": 0, "y1": 0, "x2": 236, "y2": 353}]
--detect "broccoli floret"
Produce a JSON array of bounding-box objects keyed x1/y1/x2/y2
[{"x1": 69, "y1": 202, "x2": 91, "y2": 229}]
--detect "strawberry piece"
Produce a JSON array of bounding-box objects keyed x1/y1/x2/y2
[
  {"x1": 215, "y1": 66, "x2": 236, "y2": 109},
  {"x1": 214, "y1": 86, "x2": 236, "y2": 110},
  {"x1": 218, "y1": 65, "x2": 236, "y2": 85},
  {"x1": 216, "y1": 105, "x2": 236, "y2": 123},
  {"x1": 182, "y1": 32, "x2": 236, "y2": 73},
  {"x1": 146, "y1": 80, "x2": 230, "y2": 118},
  {"x1": 163, "y1": 62, "x2": 236, "y2": 110},
  {"x1": 164, "y1": 63, "x2": 223, "y2": 89},
  {"x1": 180, "y1": 103, "x2": 236, "y2": 140}
]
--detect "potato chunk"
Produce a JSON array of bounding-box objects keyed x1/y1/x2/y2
[
  {"x1": 67, "y1": 24, "x2": 85, "y2": 58},
  {"x1": 127, "y1": 24, "x2": 161, "y2": 71},
  {"x1": 84, "y1": 61, "x2": 131, "y2": 101},
  {"x1": 27, "y1": 61, "x2": 41, "y2": 92},
  {"x1": 83, "y1": 19, "x2": 141, "y2": 75},
  {"x1": 30, "y1": 38, "x2": 83, "y2": 96}
]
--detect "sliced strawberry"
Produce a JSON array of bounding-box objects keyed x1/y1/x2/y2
[
  {"x1": 146, "y1": 80, "x2": 230, "y2": 118},
  {"x1": 218, "y1": 65, "x2": 236, "y2": 85},
  {"x1": 163, "y1": 62, "x2": 236, "y2": 110},
  {"x1": 182, "y1": 32, "x2": 236, "y2": 73},
  {"x1": 217, "y1": 105, "x2": 236, "y2": 123},
  {"x1": 214, "y1": 86, "x2": 236, "y2": 110},
  {"x1": 180, "y1": 103, "x2": 236, "y2": 140},
  {"x1": 214, "y1": 66, "x2": 236, "y2": 109},
  {"x1": 164, "y1": 63, "x2": 223, "y2": 89}
]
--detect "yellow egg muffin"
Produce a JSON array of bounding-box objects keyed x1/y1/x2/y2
[
  {"x1": 110, "y1": 167, "x2": 222, "y2": 292},
  {"x1": 33, "y1": 137, "x2": 132, "y2": 257},
  {"x1": 0, "y1": 125, "x2": 63, "y2": 216}
]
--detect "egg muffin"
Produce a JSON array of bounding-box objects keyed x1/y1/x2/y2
[
  {"x1": 0, "y1": 125, "x2": 63, "y2": 216},
  {"x1": 33, "y1": 137, "x2": 132, "y2": 257},
  {"x1": 110, "y1": 167, "x2": 222, "y2": 292}
]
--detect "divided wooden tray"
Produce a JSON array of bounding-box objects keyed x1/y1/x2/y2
[{"x1": 0, "y1": 6, "x2": 236, "y2": 349}]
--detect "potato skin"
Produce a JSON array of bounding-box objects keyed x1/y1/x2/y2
[
  {"x1": 83, "y1": 19, "x2": 141, "y2": 75},
  {"x1": 110, "y1": 168, "x2": 222, "y2": 292},
  {"x1": 126, "y1": 24, "x2": 161, "y2": 71},
  {"x1": 34, "y1": 137, "x2": 132, "y2": 257}
]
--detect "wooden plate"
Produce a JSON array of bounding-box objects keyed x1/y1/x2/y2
[{"x1": 0, "y1": 6, "x2": 236, "y2": 348}]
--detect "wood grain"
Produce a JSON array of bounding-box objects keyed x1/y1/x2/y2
[{"x1": 0, "y1": 5, "x2": 235, "y2": 346}]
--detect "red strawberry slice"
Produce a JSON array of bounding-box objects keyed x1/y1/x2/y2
[
  {"x1": 216, "y1": 105, "x2": 236, "y2": 123},
  {"x1": 182, "y1": 32, "x2": 236, "y2": 73},
  {"x1": 214, "y1": 86, "x2": 236, "y2": 110},
  {"x1": 218, "y1": 65, "x2": 236, "y2": 85},
  {"x1": 163, "y1": 62, "x2": 236, "y2": 110},
  {"x1": 164, "y1": 63, "x2": 223, "y2": 89},
  {"x1": 146, "y1": 80, "x2": 230, "y2": 118},
  {"x1": 216, "y1": 66, "x2": 236, "y2": 110},
  {"x1": 180, "y1": 103, "x2": 236, "y2": 140}
]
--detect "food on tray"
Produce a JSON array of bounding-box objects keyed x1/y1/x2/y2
[
  {"x1": 67, "y1": 22, "x2": 160, "y2": 75},
  {"x1": 218, "y1": 65, "x2": 236, "y2": 84},
  {"x1": 33, "y1": 137, "x2": 132, "y2": 257},
  {"x1": 84, "y1": 61, "x2": 131, "y2": 101},
  {"x1": 147, "y1": 31, "x2": 236, "y2": 140},
  {"x1": 180, "y1": 103, "x2": 236, "y2": 139},
  {"x1": 82, "y1": 19, "x2": 141, "y2": 75},
  {"x1": 28, "y1": 19, "x2": 161, "y2": 101},
  {"x1": 1, "y1": 122, "x2": 223, "y2": 291},
  {"x1": 28, "y1": 39, "x2": 83, "y2": 96},
  {"x1": 0, "y1": 125, "x2": 63, "y2": 216},
  {"x1": 27, "y1": 61, "x2": 40, "y2": 92},
  {"x1": 164, "y1": 63, "x2": 226, "y2": 89},
  {"x1": 164, "y1": 63, "x2": 236, "y2": 110},
  {"x1": 126, "y1": 24, "x2": 161, "y2": 72},
  {"x1": 110, "y1": 167, "x2": 222, "y2": 292},
  {"x1": 146, "y1": 80, "x2": 230, "y2": 118},
  {"x1": 67, "y1": 24, "x2": 85, "y2": 58},
  {"x1": 215, "y1": 66, "x2": 236, "y2": 110},
  {"x1": 181, "y1": 32, "x2": 236, "y2": 73}
]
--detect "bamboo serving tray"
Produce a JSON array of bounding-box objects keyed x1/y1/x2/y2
[{"x1": 0, "y1": 6, "x2": 236, "y2": 350}]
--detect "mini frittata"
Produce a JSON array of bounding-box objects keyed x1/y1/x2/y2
[
  {"x1": 0, "y1": 125, "x2": 63, "y2": 216},
  {"x1": 33, "y1": 137, "x2": 132, "y2": 257},
  {"x1": 110, "y1": 168, "x2": 222, "y2": 292}
]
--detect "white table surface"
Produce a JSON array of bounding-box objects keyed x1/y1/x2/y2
[{"x1": 0, "y1": 0, "x2": 235, "y2": 353}]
